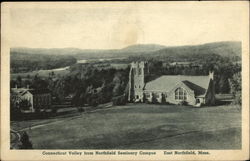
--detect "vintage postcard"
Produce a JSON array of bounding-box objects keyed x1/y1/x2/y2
[{"x1": 1, "y1": 1, "x2": 249, "y2": 161}]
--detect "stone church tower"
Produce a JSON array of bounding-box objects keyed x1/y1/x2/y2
[{"x1": 128, "y1": 61, "x2": 147, "y2": 102}]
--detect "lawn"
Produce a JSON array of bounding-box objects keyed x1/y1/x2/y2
[{"x1": 18, "y1": 104, "x2": 241, "y2": 149}]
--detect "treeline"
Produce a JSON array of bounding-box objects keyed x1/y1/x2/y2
[
  {"x1": 128, "y1": 53, "x2": 240, "y2": 64},
  {"x1": 10, "y1": 52, "x2": 77, "y2": 73}
]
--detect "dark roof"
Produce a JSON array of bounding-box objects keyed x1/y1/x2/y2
[
  {"x1": 182, "y1": 80, "x2": 206, "y2": 96},
  {"x1": 144, "y1": 75, "x2": 210, "y2": 96}
]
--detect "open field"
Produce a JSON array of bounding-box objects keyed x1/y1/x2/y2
[
  {"x1": 12, "y1": 104, "x2": 241, "y2": 149},
  {"x1": 11, "y1": 63, "x2": 128, "y2": 79},
  {"x1": 11, "y1": 67, "x2": 71, "y2": 79}
]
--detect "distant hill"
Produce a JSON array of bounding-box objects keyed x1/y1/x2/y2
[
  {"x1": 11, "y1": 41, "x2": 241, "y2": 60},
  {"x1": 121, "y1": 44, "x2": 166, "y2": 53},
  {"x1": 151, "y1": 41, "x2": 241, "y2": 58}
]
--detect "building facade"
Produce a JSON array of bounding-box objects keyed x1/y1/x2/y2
[
  {"x1": 11, "y1": 88, "x2": 52, "y2": 112},
  {"x1": 128, "y1": 62, "x2": 215, "y2": 106}
]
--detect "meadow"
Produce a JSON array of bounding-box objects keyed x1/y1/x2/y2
[{"x1": 13, "y1": 104, "x2": 241, "y2": 149}]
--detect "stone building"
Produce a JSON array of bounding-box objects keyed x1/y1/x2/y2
[{"x1": 128, "y1": 61, "x2": 215, "y2": 106}]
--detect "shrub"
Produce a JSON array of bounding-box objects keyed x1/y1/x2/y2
[
  {"x1": 19, "y1": 131, "x2": 33, "y2": 149},
  {"x1": 152, "y1": 94, "x2": 158, "y2": 104},
  {"x1": 51, "y1": 107, "x2": 58, "y2": 113},
  {"x1": 77, "y1": 107, "x2": 85, "y2": 112},
  {"x1": 112, "y1": 95, "x2": 126, "y2": 105},
  {"x1": 90, "y1": 99, "x2": 99, "y2": 107},
  {"x1": 10, "y1": 107, "x2": 22, "y2": 121},
  {"x1": 178, "y1": 101, "x2": 188, "y2": 106},
  {"x1": 232, "y1": 92, "x2": 241, "y2": 105}
]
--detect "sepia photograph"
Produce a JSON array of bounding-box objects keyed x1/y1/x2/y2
[{"x1": 1, "y1": 1, "x2": 249, "y2": 161}]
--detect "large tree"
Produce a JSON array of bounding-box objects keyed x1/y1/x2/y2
[{"x1": 229, "y1": 72, "x2": 241, "y2": 105}]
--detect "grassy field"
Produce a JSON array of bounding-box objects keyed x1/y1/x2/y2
[
  {"x1": 11, "y1": 62, "x2": 128, "y2": 79},
  {"x1": 14, "y1": 104, "x2": 241, "y2": 149},
  {"x1": 11, "y1": 67, "x2": 71, "y2": 79}
]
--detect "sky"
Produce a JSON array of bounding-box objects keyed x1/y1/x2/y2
[{"x1": 4, "y1": 2, "x2": 249, "y2": 49}]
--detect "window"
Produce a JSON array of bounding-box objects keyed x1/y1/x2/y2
[
  {"x1": 175, "y1": 88, "x2": 187, "y2": 101},
  {"x1": 145, "y1": 93, "x2": 151, "y2": 98},
  {"x1": 138, "y1": 68, "x2": 142, "y2": 75},
  {"x1": 196, "y1": 99, "x2": 200, "y2": 103}
]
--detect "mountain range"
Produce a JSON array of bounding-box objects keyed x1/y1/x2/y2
[{"x1": 11, "y1": 41, "x2": 241, "y2": 59}]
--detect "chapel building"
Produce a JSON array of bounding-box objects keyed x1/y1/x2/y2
[{"x1": 128, "y1": 62, "x2": 215, "y2": 106}]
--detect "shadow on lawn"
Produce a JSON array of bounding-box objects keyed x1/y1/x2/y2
[
  {"x1": 56, "y1": 124, "x2": 197, "y2": 149},
  {"x1": 50, "y1": 125, "x2": 241, "y2": 150},
  {"x1": 97, "y1": 104, "x2": 204, "y2": 114},
  {"x1": 11, "y1": 109, "x2": 79, "y2": 121}
]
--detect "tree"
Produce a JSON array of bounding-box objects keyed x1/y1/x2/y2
[
  {"x1": 51, "y1": 71, "x2": 55, "y2": 77},
  {"x1": 229, "y1": 72, "x2": 241, "y2": 105},
  {"x1": 10, "y1": 94, "x2": 22, "y2": 120},
  {"x1": 26, "y1": 74, "x2": 31, "y2": 79},
  {"x1": 19, "y1": 99, "x2": 32, "y2": 110},
  {"x1": 112, "y1": 95, "x2": 126, "y2": 105},
  {"x1": 16, "y1": 76, "x2": 22, "y2": 87},
  {"x1": 218, "y1": 75, "x2": 230, "y2": 94}
]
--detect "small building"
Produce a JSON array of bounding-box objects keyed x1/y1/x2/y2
[
  {"x1": 128, "y1": 62, "x2": 215, "y2": 106},
  {"x1": 11, "y1": 87, "x2": 51, "y2": 112}
]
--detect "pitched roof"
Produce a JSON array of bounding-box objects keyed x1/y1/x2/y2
[
  {"x1": 144, "y1": 75, "x2": 210, "y2": 96},
  {"x1": 182, "y1": 80, "x2": 207, "y2": 96},
  {"x1": 11, "y1": 88, "x2": 51, "y2": 97},
  {"x1": 11, "y1": 88, "x2": 28, "y2": 96}
]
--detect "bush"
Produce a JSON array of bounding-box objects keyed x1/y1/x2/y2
[
  {"x1": 112, "y1": 95, "x2": 126, "y2": 105},
  {"x1": 51, "y1": 107, "x2": 58, "y2": 113},
  {"x1": 19, "y1": 131, "x2": 33, "y2": 149},
  {"x1": 90, "y1": 99, "x2": 99, "y2": 107},
  {"x1": 152, "y1": 95, "x2": 159, "y2": 104},
  {"x1": 232, "y1": 92, "x2": 241, "y2": 105},
  {"x1": 10, "y1": 107, "x2": 22, "y2": 121},
  {"x1": 77, "y1": 107, "x2": 85, "y2": 112},
  {"x1": 178, "y1": 100, "x2": 188, "y2": 106},
  {"x1": 19, "y1": 99, "x2": 32, "y2": 110}
]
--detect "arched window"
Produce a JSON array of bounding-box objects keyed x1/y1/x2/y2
[{"x1": 175, "y1": 88, "x2": 187, "y2": 101}]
